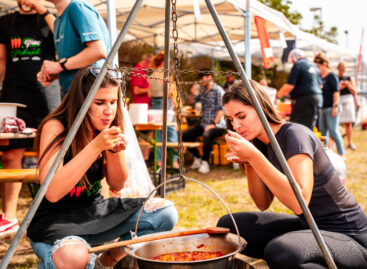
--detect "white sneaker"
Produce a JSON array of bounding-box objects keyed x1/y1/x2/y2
[
  {"x1": 190, "y1": 157, "x2": 202, "y2": 169},
  {"x1": 198, "y1": 161, "x2": 210, "y2": 174}
]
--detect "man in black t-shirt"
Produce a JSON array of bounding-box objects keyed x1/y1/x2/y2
[
  {"x1": 277, "y1": 49, "x2": 322, "y2": 130},
  {"x1": 0, "y1": 0, "x2": 60, "y2": 236}
]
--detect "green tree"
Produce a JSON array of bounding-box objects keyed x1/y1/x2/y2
[
  {"x1": 259, "y1": 0, "x2": 338, "y2": 44},
  {"x1": 302, "y1": 13, "x2": 338, "y2": 44},
  {"x1": 258, "y1": 0, "x2": 302, "y2": 25}
]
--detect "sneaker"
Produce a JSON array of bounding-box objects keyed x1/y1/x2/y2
[
  {"x1": 190, "y1": 157, "x2": 202, "y2": 169},
  {"x1": 347, "y1": 143, "x2": 357, "y2": 151},
  {"x1": 198, "y1": 160, "x2": 210, "y2": 174},
  {"x1": 0, "y1": 214, "x2": 19, "y2": 237}
]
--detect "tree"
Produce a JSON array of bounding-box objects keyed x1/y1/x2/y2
[
  {"x1": 258, "y1": 0, "x2": 302, "y2": 25},
  {"x1": 258, "y1": 0, "x2": 338, "y2": 44},
  {"x1": 303, "y1": 13, "x2": 338, "y2": 44}
]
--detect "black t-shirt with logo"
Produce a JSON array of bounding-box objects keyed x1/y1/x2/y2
[{"x1": 0, "y1": 12, "x2": 56, "y2": 127}]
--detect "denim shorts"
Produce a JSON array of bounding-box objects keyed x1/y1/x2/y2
[
  {"x1": 30, "y1": 236, "x2": 96, "y2": 269},
  {"x1": 30, "y1": 203, "x2": 177, "y2": 268}
]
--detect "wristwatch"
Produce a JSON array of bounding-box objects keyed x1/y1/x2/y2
[
  {"x1": 58, "y1": 58, "x2": 68, "y2": 71},
  {"x1": 332, "y1": 103, "x2": 338, "y2": 108}
]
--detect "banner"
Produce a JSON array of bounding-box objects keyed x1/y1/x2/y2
[{"x1": 254, "y1": 16, "x2": 274, "y2": 69}]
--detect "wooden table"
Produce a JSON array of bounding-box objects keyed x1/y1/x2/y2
[
  {"x1": 134, "y1": 122, "x2": 176, "y2": 172},
  {"x1": 0, "y1": 132, "x2": 36, "y2": 146}
]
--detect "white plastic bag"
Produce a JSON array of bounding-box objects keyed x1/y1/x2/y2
[{"x1": 119, "y1": 106, "x2": 155, "y2": 198}]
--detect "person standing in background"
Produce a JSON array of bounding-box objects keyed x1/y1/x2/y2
[
  {"x1": 222, "y1": 69, "x2": 238, "y2": 91},
  {"x1": 148, "y1": 52, "x2": 179, "y2": 169},
  {"x1": 130, "y1": 53, "x2": 153, "y2": 105},
  {"x1": 337, "y1": 62, "x2": 357, "y2": 151},
  {"x1": 36, "y1": 0, "x2": 110, "y2": 95},
  {"x1": 130, "y1": 53, "x2": 153, "y2": 161},
  {"x1": 277, "y1": 49, "x2": 322, "y2": 130},
  {"x1": 0, "y1": 0, "x2": 60, "y2": 236},
  {"x1": 314, "y1": 53, "x2": 345, "y2": 158}
]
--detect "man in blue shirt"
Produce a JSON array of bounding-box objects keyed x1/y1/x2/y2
[
  {"x1": 37, "y1": 0, "x2": 110, "y2": 95},
  {"x1": 277, "y1": 49, "x2": 322, "y2": 130},
  {"x1": 183, "y1": 68, "x2": 226, "y2": 174}
]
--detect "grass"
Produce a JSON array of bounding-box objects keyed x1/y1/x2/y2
[{"x1": 1, "y1": 128, "x2": 366, "y2": 268}]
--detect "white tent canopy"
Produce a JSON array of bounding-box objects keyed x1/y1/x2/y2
[{"x1": 0, "y1": 0, "x2": 357, "y2": 71}]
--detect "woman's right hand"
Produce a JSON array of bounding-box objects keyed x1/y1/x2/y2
[
  {"x1": 93, "y1": 126, "x2": 123, "y2": 152},
  {"x1": 225, "y1": 130, "x2": 258, "y2": 163}
]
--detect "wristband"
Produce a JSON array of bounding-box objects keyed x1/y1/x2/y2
[
  {"x1": 41, "y1": 10, "x2": 50, "y2": 17},
  {"x1": 332, "y1": 103, "x2": 338, "y2": 108}
]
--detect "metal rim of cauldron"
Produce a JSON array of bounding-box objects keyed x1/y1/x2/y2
[
  {"x1": 133, "y1": 177, "x2": 242, "y2": 249},
  {"x1": 124, "y1": 231, "x2": 246, "y2": 265},
  {"x1": 124, "y1": 176, "x2": 245, "y2": 265}
]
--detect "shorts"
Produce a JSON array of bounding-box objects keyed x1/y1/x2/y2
[{"x1": 30, "y1": 236, "x2": 96, "y2": 269}]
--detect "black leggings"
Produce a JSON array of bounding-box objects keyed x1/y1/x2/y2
[{"x1": 217, "y1": 212, "x2": 367, "y2": 269}]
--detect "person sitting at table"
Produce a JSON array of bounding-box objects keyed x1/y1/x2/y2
[
  {"x1": 217, "y1": 80, "x2": 367, "y2": 268},
  {"x1": 27, "y1": 66, "x2": 178, "y2": 269},
  {"x1": 183, "y1": 68, "x2": 226, "y2": 174}
]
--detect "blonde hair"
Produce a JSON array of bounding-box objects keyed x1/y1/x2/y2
[{"x1": 337, "y1": 62, "x2": 346, "y2": 70}]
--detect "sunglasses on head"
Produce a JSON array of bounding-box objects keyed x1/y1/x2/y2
[{"x1": 89, "y1": 66, "x2": 122, "y2": 80}]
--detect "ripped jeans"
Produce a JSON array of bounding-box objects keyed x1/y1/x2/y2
[{"x1": 30, "y1": 201, "x2": 177, "y2": 269}]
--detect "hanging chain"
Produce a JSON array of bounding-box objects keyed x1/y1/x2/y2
[{"x1": 171, "y1": 0, "x2": 185, "y2": 179}]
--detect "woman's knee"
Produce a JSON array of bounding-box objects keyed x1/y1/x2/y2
[
  {"x1": 264, "y1": 237, "x2": 300, "y2": 269},
  {"x1": 52, "y1": 240, "x2": 92, "y2": 269},
  {"x1": 154, "y1": 204, "x2": 178, "y2": 232},
  {"x1": 217, "y1": 214, "x2": 232, "y2": 229}
]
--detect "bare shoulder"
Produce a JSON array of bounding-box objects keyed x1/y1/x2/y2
[{"x1": 41, "y1": 119, "x2": 64, "y2": 140}]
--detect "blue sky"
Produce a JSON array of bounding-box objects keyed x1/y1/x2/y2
[{"x1": 290, "y1": 0, "x2": 366, "y2": 54}]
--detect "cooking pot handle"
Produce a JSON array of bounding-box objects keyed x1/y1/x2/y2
[{"x1": 133, "y1": 176, "x2": 243, "y2": 252}]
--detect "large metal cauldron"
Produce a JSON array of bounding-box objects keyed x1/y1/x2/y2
[
  {"x1": 124, "y1": 231, "x2": 246, "y2": 269},
  {"x1": 124, "y1": 177, "x2": 247, "y2": 269}
]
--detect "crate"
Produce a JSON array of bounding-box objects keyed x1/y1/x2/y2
[
  {"x1": 150, "y1": 170, "x2": 185, "y2": 195},
  {"x1": 211, "y1": 142, "x2": 231, "y2": 166}
]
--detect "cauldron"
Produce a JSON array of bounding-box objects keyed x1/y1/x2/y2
[
  {"x1": 124, "y1": 177, "x2": 246, "y2": 268},
  {"x1": 124, "y1": 231, "x2": 246, "y2": 269}
]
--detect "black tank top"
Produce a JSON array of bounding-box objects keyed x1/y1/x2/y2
[{"x1": 339, "y1": 75, "x2": 352, "y2": 96}]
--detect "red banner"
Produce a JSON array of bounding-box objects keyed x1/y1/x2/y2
[{"x1": 254, "y1": 16, "x2": 274, "y2": 69}]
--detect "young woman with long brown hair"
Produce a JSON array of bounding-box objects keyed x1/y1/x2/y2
[
  {"x1": 217, "y1": 80, "x2": 367, "y2": 268},
  {"x1": 27, "y1": 66, "x2": 177, "y2": 269}
]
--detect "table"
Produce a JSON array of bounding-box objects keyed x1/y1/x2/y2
[
  {"x1": 134, "y1": 122, "x2": 176, "y2": 172},
  {"x1": 0, "y1": 132, "x2": 36, "y2": 146}
]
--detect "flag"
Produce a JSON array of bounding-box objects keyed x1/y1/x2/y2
[{"x1": 254, "y1": 16, "x2": 274, "y2": 69}]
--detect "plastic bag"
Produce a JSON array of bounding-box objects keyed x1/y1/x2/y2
[{"x1": 118, "y1": 106, "x2": 155, "y2": 198}]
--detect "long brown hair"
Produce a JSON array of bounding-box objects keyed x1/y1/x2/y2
[
  {"x1": 222, "y1": 80, "x2": 282, "y2": 131},
  {"x1": 36, "y1": 66, "x2": 123, "y2": 186}
]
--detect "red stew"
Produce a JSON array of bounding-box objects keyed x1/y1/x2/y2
[{"x1": 152, "y1": 251, "x2": 224, "y2": 261}]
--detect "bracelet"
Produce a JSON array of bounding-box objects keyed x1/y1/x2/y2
[
  {"x1": 108, "y1": 149, "x2": 118, "y2": 153},
  {"x1": 41, "y1": 9, "x2": 50, "y2": 17}
]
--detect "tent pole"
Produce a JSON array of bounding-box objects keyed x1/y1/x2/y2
[
  {"x1": 160, "y1": 0, "x2": 172, "y2": 198},
  {"x1": 0, "y1": 0, "x2": 144, "y2": 267},
  {"x1": 203, "y1": 1, "x2": 337, "y2": 268},
  {"x1": 106, "y1": 0, "x2": 119, "y2": 67},
  {"x1": 245, "y1": 0, "x2": 251, "y2": 78}
]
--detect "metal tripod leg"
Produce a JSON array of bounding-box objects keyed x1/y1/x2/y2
[{"x1": 0, "y1": 0, "x2": 144, "y2": 267}]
